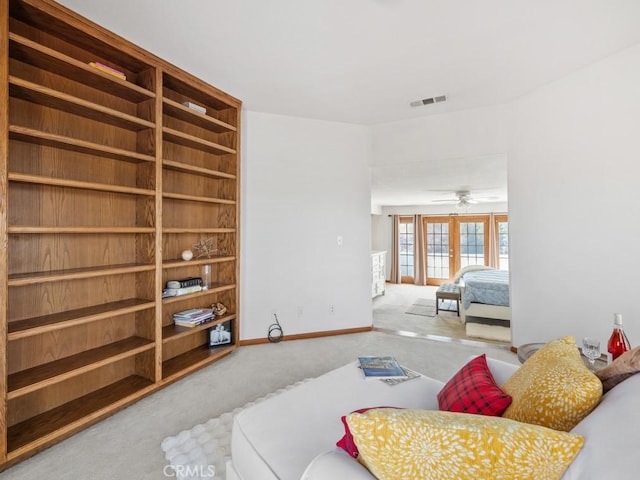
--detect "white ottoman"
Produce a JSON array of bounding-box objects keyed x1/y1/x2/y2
[{"x1": 226, "y1": 362, "x2": 445, "y2": 480}]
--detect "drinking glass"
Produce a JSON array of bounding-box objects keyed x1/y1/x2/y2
[{"x1": 582, "y1": 337, "x2": 601, "y2": 368}]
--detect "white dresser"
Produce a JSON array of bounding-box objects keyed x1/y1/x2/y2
[{"x1": 371, "y1": 251, "x2": 387, "y2": 298}]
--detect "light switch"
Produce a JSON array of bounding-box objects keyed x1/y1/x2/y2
[{"x1": 337, "y1": 235, "x2": 343, "y2": 246}]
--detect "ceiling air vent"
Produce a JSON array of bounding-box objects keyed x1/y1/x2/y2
[{"x1": 410, "y1": 94, "x2": 447, "y2": 108}]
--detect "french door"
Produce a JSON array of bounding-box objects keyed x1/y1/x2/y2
[{"x1": 422, "y1": 216, "x2": 490, "y2": 285}]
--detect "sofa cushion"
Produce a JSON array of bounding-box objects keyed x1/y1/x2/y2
[
  {"x1": 346, "y1": 408, "x2": 584, "y2": 480},
  {"x1": 501, "y1": 336, "x2": 602, "y2": 431},
  {"x1": 437, "y1": 354, "x2": 512, "y2": 416}
]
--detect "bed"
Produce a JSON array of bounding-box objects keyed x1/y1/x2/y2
[{"x1": 457, "y1": 268, "x2": 511, "y2": 342}]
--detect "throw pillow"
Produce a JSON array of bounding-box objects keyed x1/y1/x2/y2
[
  {"x1": 336, "y1": 406, "x2": 399, "y2": 457},
  {"x1": 437, "y1": 353, "x2": 512, "y2": 416},
  {"x1": 346, "y1": 408, "x2": 584, "y2": 480},
  {"x1": 502, "y1": 336, "x2": 602, "y2": 431}
]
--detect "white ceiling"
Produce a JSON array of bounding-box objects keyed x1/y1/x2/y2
[{"x1": 60, "y1": 0, "x2": 640, "y2": 207}]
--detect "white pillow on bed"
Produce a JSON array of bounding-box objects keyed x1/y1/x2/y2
[{"x1": 453, "y1": 265, "x2": 495, "y2": 284}]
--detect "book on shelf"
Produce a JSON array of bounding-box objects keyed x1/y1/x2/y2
[
  {"x1": 167, "y1": 277, "x2": 203, "y2": 289},
  {"x1": 174, "y1": 316, "x2": 214, "y2": 328},
  {"x1": 173, "y1": 308, "x2": 214, "y2": 327},
  {"x1": 162, "y1": 285, "x2": 203, "y2": 298},
  {"x1": 173, "y1": 308, "x2": 214, "y2": 320},
  {"x1": 182, "y1": 101, "x2": 207, "y2": 114},
  {"x1": 358, "y1": 356, "x2": 408, "y2": 380},
  {"x1": 88, "y1": 61, "x2": 126, "y2": 80}
]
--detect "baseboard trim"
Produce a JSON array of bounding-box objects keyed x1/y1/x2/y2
[{"x1": 239, "y1": 326, "x2": 373, "y2": 346}]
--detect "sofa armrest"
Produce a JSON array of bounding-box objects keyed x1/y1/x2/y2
[
  {"x1": 300, "y1": 450, "x2": 373, "y2": 480},
  {"x1": 486, "y1": 357, "x2": 519, "y2": 385},
  {"x1": 464, "y1": 355, "x2": 519, "y2": 385}
]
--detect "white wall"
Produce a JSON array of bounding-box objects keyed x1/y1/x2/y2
[
  {"x1": 508, "y1": 44, "x2": 640, "y2": 347},
  {"x1": 371, "y1": 104, "x2": 508, "y2": 166},
  {"x1": 240, "y1": 111, "x2": 373, "y2": 340}
]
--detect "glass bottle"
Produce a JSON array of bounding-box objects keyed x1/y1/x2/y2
[{"x1": 607, "y1": 313, "x2": 630, "y2": 361}]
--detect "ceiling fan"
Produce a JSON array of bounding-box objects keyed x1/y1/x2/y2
[{"x1": 432, "y1": 190, "x2": 481, "y2": 209}]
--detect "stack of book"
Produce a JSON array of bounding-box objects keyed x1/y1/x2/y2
[
  {"x1": 162, "y1": 277, "x2": 203, "y2": 298},
  {"x1": 173, "y1": 308, "x2": 214, "y2": 328}
]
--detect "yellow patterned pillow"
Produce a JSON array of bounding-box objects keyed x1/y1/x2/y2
[
  {"x1": 501, "y1": 336, "x2": 602, "y2": 431},
  {"x1": 346, "y1": 408, "x2": 584, "y2": 480}
]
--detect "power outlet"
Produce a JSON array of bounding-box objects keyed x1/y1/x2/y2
[{"x1": 329, "y1": 304, "x2": 335, "y2": 315}]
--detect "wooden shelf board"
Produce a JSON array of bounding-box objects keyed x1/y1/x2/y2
[
  {"x1": 8, "y1": 298, "x2": 155, "y2": 340},
  {"x1": 163, "y1": 256, "x2": 235, "y2": 269},
  {"x1": 162, "y1": 228, "x2": 235, "y2": 234},
  {"x1": 8, "y1": 263, "x2": 155, "y2": 287},
  {"x1": 162, "y1": 314, "x2": 236, "y2": 343},
  {"x1": 163, "y1": 98, "x2": 236, "y2": 133},
  {"x1": 8, "y1": 337, "x2": 154, "y2": 399},
  {"x1": 163, "y1": 127, "x2": 236, "y2": 156},
  {"x1": 9, "y1": 76, "x2": 155, "y2": 131},
  {"x1": 8, "y1": 226, "x2": 155, "y2": 234},
  {"x1": 162, "y1": 283, "x2": 236, "y2": 305},
  {"x1": 9, "y1": 33, "x2": 155, "y2": 103},
  {"x1": 162, "y1": 344, "x2": 236, "y2": 381},
  {"x1": 7, "y1": 375, "x2": 154, "y2": 454},
  {"x1": 163, "y1": 191, "x2": 235, "y2": 205},
  {"x1": 9, "y1": 125, "x2": 155, "y2": 163},
  {"x1": 162, "y1": 159, "x2": 236, "y2": 180},
  {"x1": 8, "y1": 172, "x2": 155, "y2": 196}
]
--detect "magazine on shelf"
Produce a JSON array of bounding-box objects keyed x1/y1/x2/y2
[{"x1": 358, "y1": 356, "x2": 408, "y2": 380}]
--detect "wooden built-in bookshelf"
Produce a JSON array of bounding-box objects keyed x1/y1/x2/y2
[{"x1": 0, "y1": 0, "x2": 241, "y2": 470}]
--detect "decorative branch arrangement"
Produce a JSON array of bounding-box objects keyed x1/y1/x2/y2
[{"x1": 193, "y1": 238, "x2": 218, "y2": 259}]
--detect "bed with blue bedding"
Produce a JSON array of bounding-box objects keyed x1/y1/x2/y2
[
  {"x1": 461, "y1": 269, "x2": 510, "y2": 309},
  {"x1": 458, "y1": 268, "x2": 511, "y2": 342}
]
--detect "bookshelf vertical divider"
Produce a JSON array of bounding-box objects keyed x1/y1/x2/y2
[{"x1": 0, "y1": 0, "x2": 241, "y2": 470}]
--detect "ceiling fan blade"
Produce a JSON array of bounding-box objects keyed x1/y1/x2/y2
[{"x1": 431, "y1": 199, "x2": 458, "y2": 203}]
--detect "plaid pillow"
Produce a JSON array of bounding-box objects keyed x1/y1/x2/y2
[{"x1": 437, "y1": 354, "x2": 512, "y2": 416}]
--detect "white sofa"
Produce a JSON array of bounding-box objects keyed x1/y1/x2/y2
[{"x1": 226, "y1": 357, "x2": 640, "y2": 480}]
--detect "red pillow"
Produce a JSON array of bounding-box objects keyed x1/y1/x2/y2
[
  {"x1": 336, "y1": 406, "x2": 399, "y2": 457},
  {"x1": 437, "y1": 354, "x2": 512, "y2": 416}
]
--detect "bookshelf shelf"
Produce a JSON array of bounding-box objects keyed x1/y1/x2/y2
[
  {"x1": 8, "y1": 298, "x2": 155, "y2": 340},
  {"x1": 8, "y1": 263, "x2": 156, "y2": 287},
  {"x1": 163, "y1": 127, "x2": 236, "y2": 156},
  {"x1": 162, "y1": 345, "x2": 236, "y2": 381},
  {"x1": 9, "y1": 33, "x2": 155, "y2": 103},
  {"x1": 9, "y1": 76, "x2": 155, "y2": 131},
  {"x1": 163, "y1": 97, "x2": 236, "y2": 133},
  {"x1": 7, "y1": 337, "x2": 154, "y2": 399},
  {"x1": 1, "y1": 0, "x2": 240, "y2": 469},
  {"x1": 9, "y1": 125, "x2": 156, "y2": 163},
  {"x1": 8, "y1": 172, "x2": 156, "y2": 196},
  {"x1": 162, "y1": 159, "x2": 236, "y2": 180},
  {"x1": 7, "y1": 376, "x2": 154, "y2": 454},
  {"x1": 162, "y1": 314, "x2": 236, "y2": 343},
  {"x1": 162, "y1": 283, "x2": 236, "y2": 305}
]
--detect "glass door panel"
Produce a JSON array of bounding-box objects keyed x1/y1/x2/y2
[
  {"x1": 399, "y1": 217, "x2": 414, "y2": 283},
  {"x1": 424, "y1": 218, "x2": 452, "y2": 285},
  {"x1": 459, "y1": 220, "x2": 486, "y2": 267}
]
